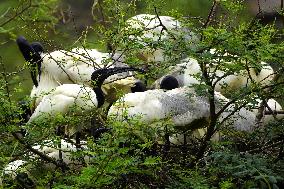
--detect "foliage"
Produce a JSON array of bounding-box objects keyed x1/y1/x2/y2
[{"x1": 0, "y1": 0, "x2": 284, "y2": 188}]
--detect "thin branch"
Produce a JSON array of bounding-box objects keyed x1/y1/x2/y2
[
  {"x1": 240, "y1": 140, "x2": 284, "y2": 154},
  {"x1": 218, "y1": 103, "x2": 248, "y2": 127},
  {"x1": 0, "y1": 56, "x2": 11, "y2": 104},
  {"x1": 203, "y1": 0, "x2": 219, "y2": 28},
  {"x1": 265, "y1": 110, "x2": 284, "y2": 115},
  {"x1": 12, "y1": 132, "x2": 69, "y2": 171},
  {"x1": 154, "y1": 6, "x2": 177, "y2": 40},
  {"x1": 0, "y1": 0, "x2": 32, "y2": 27},
  {"x1": 70, "y1": 14, "x2": 98, "y2": 68}
]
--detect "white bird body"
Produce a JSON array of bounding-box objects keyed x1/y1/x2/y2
[
  {"x1": 210, "y1": 49, "x2": 274, "y2": 91},
  {"x1": 1, "y1": 160, "x2": 27, "y2": 180},
  {"x1": 41, "y1": 48, "x2": 109, "y2": 85},
  {"x1": 251, "y1": 98, "x2": 284, "y2": 125},
  {"x1": 108, "y1": 87, "x2": 256, "y2": 132},
  {"x1": 109, "y1": 88, "x2": 209, "y2": 126},
  {"x1": 125, "y1": 14, "x2": 198, "y2": 62},
  {"x1": 29, "y1": 84, "x2": 98, "y2": 120},
  {"x1": 32, "y1": 139, "x2": 89, "y2": 165},
  {"x1": 28, "y1": 47, "x2": 140, "y2": 108},
  {"x1": 28, "y1": 84, "x2": 98, "y2": 136},
  {"x1": 127, "y1": 14, "x2": 182, "y2": 41},
  {"x1": 153, "y1": 57, "x2": 274, "y2": 93},
  {"x1": 1, "y1": 139, "x2": 89, "y2": 181},
  {"x1": 27, "y1": 67, "x2": 144, "y2": 137},
  {"x1": 30, "y1": 71, "x2": 61, "y2": 108},
  {"x1": 28, "y1": 48, "x2": 101, "y2": 108}
]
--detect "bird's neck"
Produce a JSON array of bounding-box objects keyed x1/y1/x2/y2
[
  {"x1": 30, "y1": 72, "x2": 59, "y2": 108},
  {"x1": 38, "y1": 70, "x2": 59, "y2": 86},
  {"x1": 32, "y1": 72, "x2": 59, "y2": 98},
  {"x1": 93, "y1": 87, "x2": 105, "y2": 108}
]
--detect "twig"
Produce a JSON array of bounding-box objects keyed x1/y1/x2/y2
[
  {"x1": 70, "y1": 14, "x2": 97, "y2": 68},
  {"x1": 12, "y1": 132, "x2": 69, "y2": 171},
  {"x1": 0, "y1": 56, "x2": 11, "y2": 104},
  {"x1": 265, "y1": 110, "x2": 284, "y2": 115},
  {"x1": 240, "y1": 140, "x2": 284, "y2": 154},
  {"x1": 0, "y1": 0, "x2": 32, "y2": 27},
  {"x1": 154, "y1": 7, "x2": 177, "y2": 40},
  {"x1": 203, "y1": 0, "x2": 219, "y2": 28}
]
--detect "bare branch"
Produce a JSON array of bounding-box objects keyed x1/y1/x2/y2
[
  {"x1": 0, "y1": 56, "x2": 11, "y2": 104},
  {"x1": 203, "y1": 0, "x2": 219, "y2": 28},
  {"x1": 241, "y1": 139, "x2": 284, "y2": 154},
  {"x1": 154, "y1": 6, "x2": 177, "y2": 40},
  {"x1": 12, "y1": 132, "x2": 69, "y2": 171},
  {"x1": 0, "y1": 0, "x2": 32, "y2": 27}
]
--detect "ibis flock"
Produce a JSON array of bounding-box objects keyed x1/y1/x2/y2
[{"x1": 2, "y1": 14, "x2": 283, "y2": 183}]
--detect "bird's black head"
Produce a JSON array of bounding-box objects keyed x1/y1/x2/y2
[
  {"x1": 16, "y1": 36, "x2": 43, "y2": 63},
  {"x1": 30, "y1": 42, "x2": 44, "y2": 54},
  {"x1": 91, "y1": 67, "x2": 145, "y2": 88},
  {"x1": 91, "y1": 67, "x2": 145, "y2": 107},
  {"x1": 131, "y1": 80, "x2": 147, "y2": 92},
  {"x1": 16, "y1": 36, "x2": 44, "y2": 87},
  {"x1": 160, "y1": 75, "x2": 179, "y2": 90}
]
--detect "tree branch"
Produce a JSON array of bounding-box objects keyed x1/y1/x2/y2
[
  {"x1": 0, "y1": 56, "x2": 11, "y2": 104},
  {"x1": 12, "y1": 132, "x2": 69, "y2": 171},
  {"x1": 0, "y1": 0, "x2": 32, "y2": 27},
  {"x1": 203, "y1": 0, "x2": 219, "y2": 28}
]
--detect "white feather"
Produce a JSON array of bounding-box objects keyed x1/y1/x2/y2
[
  {"x1": 31, "y1": 48, "x2": 139, "y2": 108},
  {"x1": 125, "y1": 14, "x2": 199, "y2": 62},
  {"x1": 1, "y1": 139, "x2": 89, "y2": 182},
  {"x1": 28, "y1": 84, "x2": 98, "y2": 136},
  {"x1": 153, "y1": 56, "x2": 274, "y2": 94},
  {"x1": 108, "y1": 87, "x2": 256, "y2": 132}
]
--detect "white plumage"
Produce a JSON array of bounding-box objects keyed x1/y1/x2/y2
[
  {"x1": 33, "y1": 48, "x2": 139, "y2": 106},
  {"x1": 125, "y1": 14, "x2": 199, "y2": 62},
  {"x1": 28, "y1": 84, "x2": 97, "y2": 136},
  {"x1": 16, "y1": 37, "x2": 143, "y2": 109},
  {"x1": 1, "y1": 160, "x2": 27, "y2": 180},
  {"x1": 251, "y1": 98, "x2": 284, "y2": 125},
  {"x1": 27, "y1": 67, "x2": 143, "y2": 137},
  {"x1": 153, "y1": 56, "x2": 274, "y2": 94},
  {"x1": 1, "y1": 139, "x2": 89, "y2": 181},
  {"x1": 31, "y1": 139, "x2": 89, "y2": 166},
  {"x1": 108, "y1": 87, "x2": 256, "y2": 132}
]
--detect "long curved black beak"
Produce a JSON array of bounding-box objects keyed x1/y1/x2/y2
[
  {"x1": 91, "y1": 67, "x2": 145, "y2": 107},
  {"x1": 91, "y1": 67, "x2": 145, "y2": 88},
  {"x1": 16, "y1": 36, "x2": 43, "y2": 87}
]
